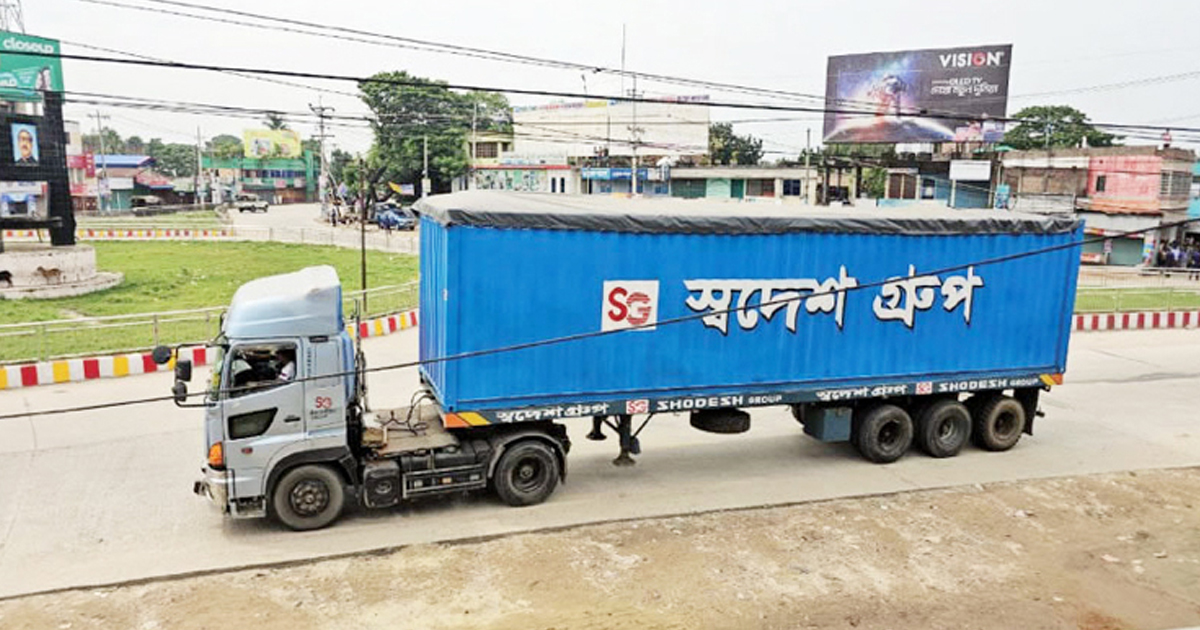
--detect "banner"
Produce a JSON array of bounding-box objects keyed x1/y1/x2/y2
[
  {"x1": 242, "y1": 129, "x2": 302, "y2": 158},
  {"x1": 0, "y1": 32, "x2": 63, "y2": 102},
  {"x1": 823, "y1": 44, "x2": 1012, "y2": 144}
]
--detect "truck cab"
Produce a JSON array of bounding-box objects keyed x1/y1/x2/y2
[
  {"x1": 176, "y1": 265, "x2": 568, "y2": 530},
  {"x1": 192, "y1": 266, "x2": 360, "y2": 527}
]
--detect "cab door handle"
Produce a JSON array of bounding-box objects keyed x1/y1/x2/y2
[{"x1": 283, "y1": 415, "x2": 301, "y2": 423}]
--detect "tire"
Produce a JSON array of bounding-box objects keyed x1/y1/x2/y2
[
  {"x1": 915, "y1": 399, "x2": 971, "y2": 458},
  {"x1": 271, "y1": 464, "x2": 346, "y2": 531},
  {"x1": 790, "y1": 404, "x2": 806, "y2": 426},
  {"x1": 972, "y1": 395, "x2": 1026, "y2": 452},
  {"x1": 493, "y1": 440, "x2": 560, "y2": 507},
  {"x1": 853, "y1": 404, "x2": 913, "y2": 464}
]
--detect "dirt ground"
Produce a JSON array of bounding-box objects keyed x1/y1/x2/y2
[{"x1": 3, "y1": 468, "x2": 1199, "y2": 630}]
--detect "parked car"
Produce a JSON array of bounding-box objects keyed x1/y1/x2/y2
[
  {"x1": 374, "y1": 203, "x2": 416, "y2": 231},
  {"x1": 234, "y1": 193, "x2": 268, "y2": 213}
]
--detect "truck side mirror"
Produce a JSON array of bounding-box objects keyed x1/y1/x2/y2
[
  {"x1": 175, "y1": 359, "x2": 193, "y2": 383},
  {"x1": 172, "y1": 380, "x2": 189, "y2": 404},
  {"x1": 151, "y1": 345, "x2": 173, "y2": 365}
]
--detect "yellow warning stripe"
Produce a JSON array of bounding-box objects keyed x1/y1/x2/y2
[
  {"x1": 457, "y1": 412, "x2": 490, "y2": 426},
  {"x1": 52, "y1": 361, "x2": 70, "y2": 383}
]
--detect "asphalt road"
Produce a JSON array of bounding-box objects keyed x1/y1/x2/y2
[
  {"x1": 1, "y1": 329, "x2": 1198, "y2": 599},
  {"x1": 230, "y1": 202, "x2": 419, "y2": 254}
]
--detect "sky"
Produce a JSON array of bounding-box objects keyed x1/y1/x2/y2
[{"x1": 24, "y1": 0, "x2": 1200, "y2": 155}]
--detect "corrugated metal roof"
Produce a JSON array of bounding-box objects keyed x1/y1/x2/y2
[{"x1": 97, "y1": 154, "x2": 154, "y2": 168}]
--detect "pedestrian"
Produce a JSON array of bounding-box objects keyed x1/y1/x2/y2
[{"x1": 1190, "y1": 245, "x2": 1200, "y2": 281}]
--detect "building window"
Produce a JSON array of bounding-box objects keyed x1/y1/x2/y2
[
  {"x1": 551, "y1": 178, "x2": 557, "y2": 193},
  {"x1": 1096, "y1": 175, "x2": 1106, "y2": 193},
  {"x1": 782, "y1": 179, "x2": 803, "y2": 196},
  {"x1": 473, "y1": 143, "x2": 498, "y2": 159},
  {"x1": 1161, "y1": 171, "x2": 1190, "y2": 198}
]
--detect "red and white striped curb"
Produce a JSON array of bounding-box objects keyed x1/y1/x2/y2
[
  {"x1": 1073, "y1": 310, "x2": 1200, "y2": 332},
  {"x1": 1, "y1": 310, "x2": 418, "y2": 391},
  {"x1": 351, "y1": 309, "x2": 419, "y2": 339},
  {"x1": 3, "y1": 228, "x2": 235, "y2": 240},
  {"x1": 0, "y1": 346, "x2": 209, "y2": 390}
]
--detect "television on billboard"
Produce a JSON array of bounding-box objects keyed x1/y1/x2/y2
[
  {"x1": 243, "y1": 129, "x2": 302, "y2": 159},
  {"x1": 823, "y1": 44, "x2": 1012, "y2": 144}
]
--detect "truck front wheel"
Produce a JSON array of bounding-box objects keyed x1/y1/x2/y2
[
  {"x1": 271, "y1": 464, "x2": 346, "y2": 531},
  {"x1": 493, "y1": 441, "x2": 559, "y2": 507},
  {"x1": 972, "y1": 395, "x2": 1026, "y2": 452},
  {"x1": 854, "y1": 404, "x2": 913, "y2": 464}
]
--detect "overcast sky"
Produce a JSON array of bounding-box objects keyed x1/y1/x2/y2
[{"x1": 28, "y1": 0, "x2": 1200, "y2": 154}]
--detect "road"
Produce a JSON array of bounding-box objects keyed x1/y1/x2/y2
[
  {"x1": 0, "y1": 329, "x2": 1198, "y2": 599},
  {"x1": 229, "y1": 202, "x2": 419, "y2": 254}
]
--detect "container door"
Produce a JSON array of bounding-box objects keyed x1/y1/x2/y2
[{"x1": 222, "y1": 340, "x2": 305, "y2": 499}]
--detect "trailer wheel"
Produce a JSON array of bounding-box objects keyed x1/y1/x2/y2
[
  {"x1": 493, "y1": 441, "x2": 560, "y2": 507},
  {"x1": 790, "y1": 404, "x2": 806, "y2": 426},
  {"x1": 915, "y1": 399, "x2": 971, "y2": 458},
  {"x1": 853, "y1": 404, "x2": 913, "y2": 464},
  {"x1": 972, "y1": 395, "x2": 1026, "y2": 452},
  {"x1": 271, "y1": 464, "x2": 346, "y2": 531}
]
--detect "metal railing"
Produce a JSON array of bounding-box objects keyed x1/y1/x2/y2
[
  {"x1": 0, "y1": 281, "x2": 419, "y2": 365},
  {"x1": 7, "y1": 223, "x2": 420, "y2": 255}
]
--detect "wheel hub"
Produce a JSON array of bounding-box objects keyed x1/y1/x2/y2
[{"x1": 290, "y1": 479, "x2": 330, "y2": 516}]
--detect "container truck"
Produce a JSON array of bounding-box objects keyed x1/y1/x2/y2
[{"x1": 165, "y1": 191, "x2": 1082, "y2": 530}]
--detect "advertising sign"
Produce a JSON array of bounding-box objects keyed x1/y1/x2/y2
[
  {"x1": 242, "y1": 129, "x2": 302, "y2": 158},
  {"x1": 0, "y1": 32, "x2": 63, "y2": 102},
  {"x1": 823, "y1": 44, "x2": 1012, "y2": 144},
  {"x1": 949, "y1": 160, "x2": 992, "y2": 181}
]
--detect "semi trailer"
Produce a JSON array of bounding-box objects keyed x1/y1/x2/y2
[{"x1": 168, "y1": 191, "x2": 1082, "y2": 530}]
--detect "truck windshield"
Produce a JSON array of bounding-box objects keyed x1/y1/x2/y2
[{"x1": 207, "y1": 341, "x2": 227, "y2": 401}]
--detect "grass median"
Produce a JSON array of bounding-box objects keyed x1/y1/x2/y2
[
  {"x1": 1074, "y1": 287, "x2": 1200, "y2": 313},
  {"x1": 0, "y1": 241, "x2": 418, "y2": 363}
]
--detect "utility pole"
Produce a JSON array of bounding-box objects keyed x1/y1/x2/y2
[
  {"x1": 358, "y1": 156, "x2": 368, "y2": 315},
  {"x1": 628, "y1": 74, "x2": 643, "y2": 197},
  {"x1": 804, "y1": 128, "x2": 812, "y2": 204},
  {"x1": 309, "y1": 99, "x2": 334, "y2": 217},
  {"x1": 91, "y1": 110, "x2": 110, "y2": 212},
  {"x1": 470, "y1": 99, "x2": 478, "y2": 190},
  {"x1": 195, "y1": 127, "x2": 203, "y2": 207},
  {"x1": 422, "y1": 134, "x2": 430, "y2": 198}
]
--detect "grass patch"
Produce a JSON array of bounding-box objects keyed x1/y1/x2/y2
[
  {"x1": 1075, "y1": 288, "x2": 1200, "y2": 313},
  {"x1": 0, "y1": 241, "x2": 418, "y2": 362}
]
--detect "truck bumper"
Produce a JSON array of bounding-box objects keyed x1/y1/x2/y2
[{"x1": 193, "y1": 467, "x2": 231, "y2": 514}]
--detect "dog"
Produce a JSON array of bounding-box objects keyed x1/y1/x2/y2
[
  {"x1": 35, "y1": 266, "x2": 64, "y2": 284},
  {"x1": 0, "y1": 270, "x2": 11, "y2": 287}
]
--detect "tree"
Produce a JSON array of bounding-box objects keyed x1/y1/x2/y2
[
  {"x1": 82, "y1": 127, "x2": 124, "y2": 154},
  {"x1": 329, "y1": 148, "x2": 354, "y2": 188},
  {"x1": 862, "y1": 167, "x2": 888, "y2": 198},
  {"x1": 264, "y1": 112, "x2": 289, "y2": 130},
  {"x1": 125, "y1": 135, "x2": 145, "y2": 154},
  {"x1": 207, "y1": 134, "x2": 243, "y2": 160},
  {"x1": 154, "y1": 143, "x2": 197, "y2": 177},
  {"x1": 358, "y1": 71, "x2": 511, "y2": 195},
  {"x1": 708, "y1": 123, "x2": 763, "y2": 165},
  {"x1": 1003, "y1": 105, "x2": 1120, "y2": 150}
]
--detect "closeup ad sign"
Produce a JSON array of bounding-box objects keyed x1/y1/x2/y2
[
  {"x1": 0, "y1": 32, "x2": 64, "y2": 102},
  {"x1": 823, "y1": 44, "x2": 1012, "y2": 144}
]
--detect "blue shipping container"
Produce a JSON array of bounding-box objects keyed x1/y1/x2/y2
[{"x1": 416, "y1": 192, "x2": 1082, "y2": 419}]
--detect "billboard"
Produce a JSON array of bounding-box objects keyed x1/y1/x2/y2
[
  {"x1": 513, "y1": 96, "x2": 710, "y2": 158},
  {"x1": 243, "y1": 129, "x2": 302, "y2": 158},
  {"x1": 823, "y1": 44, "x2": 1012, "y2": 144},
  {"x1": 0, "y1": 32, "x2": 63, "y2": 102}
]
